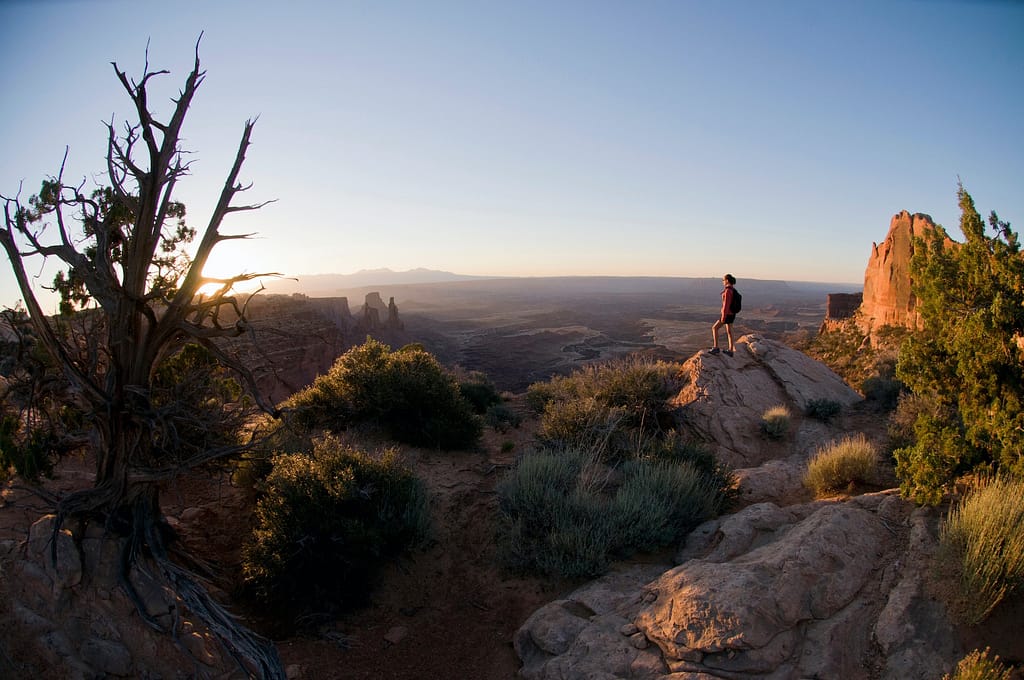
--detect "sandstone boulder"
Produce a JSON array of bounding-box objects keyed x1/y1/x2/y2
[{"x1": 672, "y1": 334, "x2": 862, "y2": 468}]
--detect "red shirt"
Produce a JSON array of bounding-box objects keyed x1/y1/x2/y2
[{"x1": 721, "y1": 285, "x2": 735, "y2": 320}]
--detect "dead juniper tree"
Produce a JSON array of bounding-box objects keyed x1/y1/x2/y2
[{"x1": 0, "y1": 41, "x2": 284, "y2": 678}]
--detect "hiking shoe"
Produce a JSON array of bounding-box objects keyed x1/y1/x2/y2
[
  {"x1": 723, "y1": 349, "x2": 734, "y2": 357},
  {"x1": 708, "y1": 347, "x2": 721, "y2": 355}
]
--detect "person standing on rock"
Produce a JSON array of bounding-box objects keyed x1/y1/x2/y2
[{"x1": 709, "y1": 274, "x2": 739, "y2": 357}]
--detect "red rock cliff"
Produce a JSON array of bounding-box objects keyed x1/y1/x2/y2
[{"x1": 858, "y1": 210, "x2": 951, "y2": 334}]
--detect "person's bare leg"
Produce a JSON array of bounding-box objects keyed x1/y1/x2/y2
[
  {"x1": 711, "y1": 320, "x2": 722, "y2": 348},
  {"x1": 726, "y1": 324, "x2": 734, "y2": 352}
]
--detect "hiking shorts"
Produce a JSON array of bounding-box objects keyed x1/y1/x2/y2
[{"x1": 723, "y1": 314, "x2": 736, "y2": 325}]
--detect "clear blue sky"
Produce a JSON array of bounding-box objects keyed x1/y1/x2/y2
[{"x1": 2, "y1": 0, "x2": 1022, "y2": 311}]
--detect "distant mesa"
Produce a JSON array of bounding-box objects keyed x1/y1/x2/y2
[{"x1": 220, "y1": 291, "x2": 406, "y2": 403}]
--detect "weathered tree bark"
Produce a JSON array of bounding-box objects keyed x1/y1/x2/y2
[{"x1": 1, "y1": 38, "x2": 284, "y2": 678}]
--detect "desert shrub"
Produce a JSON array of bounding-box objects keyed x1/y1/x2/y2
[
  {"x1": 0, "y1": 414, "x2": 55, "y2": 482},
  {"x1": 283, "y1": 338, "x2": 481, "y2": 449},
  {"x1": 242, "y1": 436, "x2": 429, "y2": 624},
  {"x1": 497, "y1": 445, "x2": 731, "y2": 579},
  {"x1": 804, "y1": 434, "x2": 877, "y2": 497},
  {"x1": 760, "y1": 404, "x2": 792, "y2": 439},
  {"x1": 525, "y1": 380, "x2": 559, "y2": 415},
  {"x1": 943, "y1": 648, "x2": 1013, "y2": 680},
  {"x1": 496, "y1": 449, "x2": 612, "y2": 578},
  {"x1": 458, "y1": 371, "x2": 501, "y2": 415},
  {"x1": 532, "y1": 356, "x2": 682, "y2": 461},
  {"x1": 610, "y1": 460, "x2": 722, "y2": 551},
  {"x1": 937, "y1": 476, "x2": 1024, "y2": 624},
  {"x1": 805, "y1": 398, "x2": 842, "y2": 423},
  {"x1": 485, "y1": 403, "x2": 522, "y2": 432},
  {"x1": 861, "y1": 374, "x2": 904, "y2": 411}
]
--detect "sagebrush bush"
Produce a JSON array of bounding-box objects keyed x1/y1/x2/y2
[
  {"x1": 610, "y1": 460, "x2": 721, "y2": 551},
  {"x1": 531, "y1": 356, "x2": 683, "y2": 460},
  {"x1": 804, "y1": 434, "x2": 877, "y2": 497},
  {"x1": 760, "y1": 405, "x2": 791, "y2": 439},
  {"x1": 938, "y1": 476, "x2": 1024, "y2": 625},
  {"x1": 943, "y1": 648, "x2": 1013, "y2": 680},
  {"x1": 242, "y1": 436, "x2": 429, "y2": 624},
  {"x1": 497, "y1": 446, "x2": 730, "y2": 579},
  {"x1": 805, "y1": 398, "x2": 842, "y2": 423},
  {"x1": 283, "y1": 338, "x2": 481, "y2": 449}
]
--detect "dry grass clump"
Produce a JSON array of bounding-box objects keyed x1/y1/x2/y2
[
  {"x1": 942, "y1": 647, "x2": 1013, "y2": 680},
  {"x1": 937, "y1": 476, "x2": 1024, "y2": 625},
  {"x1": 760, "y1": 404, "x2": 791, "y2": 439},
  {"x1": 803, "y1": 433, "x2": 877, "y2": 497}
]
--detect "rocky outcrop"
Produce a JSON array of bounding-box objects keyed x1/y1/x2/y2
[
  {"x1": 860, "y1": 210, "x2": 938, "y2": 333},
  {"x1": 822, "y1": 211, "x2": 956, "y2": 341},
  {"x1": 515, "y1": 341, "x2": 963, "y2": 680},
  {"x1": 218, "y1": 292, "x2": 408, "y2": 403},
  {"x1": 516, "y1": 494, "x2": 960, "y2": 680},
  {"x1": 672, "y1": 334, "x2": 862, "y2": 469},
  {"x1": 824, "y1": 292, "x2": 862, "y2": 322}
]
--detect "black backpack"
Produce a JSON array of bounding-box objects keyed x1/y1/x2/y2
[{"x1": 730, "y1": 289, "x2": 742, "y2": 314}]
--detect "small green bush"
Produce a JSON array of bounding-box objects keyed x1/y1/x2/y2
[
  {"x1": 283, "y1": 338, "x2": 481, "y2": 449},
  {"x1": 938, "y1": 476, "x2": 1024, "y2": 625},
  {"x1": 804, "y1": 434, "x2": 877, "y2": 497},
  {"x1": 805, "y1": 398, "x2": 842, "y2": 423},
  {"x1": 760, "y1": 405, "x2": 791, "y2": 439},
  {"x1": 458, "y1": 371, "x2": 501, "y2": 415},
  {"x1": 0, "y1": 414, "x2": 54, "y2": 482},
  {"x1": 242, "y1": 436, "x2": 430, "y2": 623},
  {"x1": 531, "y1": 356, "x2": 682, "y2": 461},
  {"x1": 497, "y1": 446, "x2": 729, "y2": 579},
  {"x1": 485, "y1": 403, "x2": 522, "y2": 432},
  {"x1": 610, "y1": 460, "x2": 721, "y2": 551},
  {"x1": 943, "y1": 648, "x2": 1013, "y2": 680}
]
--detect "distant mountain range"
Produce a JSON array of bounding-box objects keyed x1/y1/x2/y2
[
  {"x1": 263, "y1": 268, "x2": 491, "y2": 295},
  {"x1": 261, "y1": 268, "x2": 862, "y2": 301}
]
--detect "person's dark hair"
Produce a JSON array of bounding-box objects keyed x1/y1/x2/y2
[{"x1": 724, "y1": 274, "x2": 736, "y2": 285}]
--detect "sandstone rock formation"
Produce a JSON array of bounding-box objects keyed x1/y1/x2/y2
[
  {"x1": 515, "y1": 339, "x2": 964, "y2": 680},
  {"x1": 219, "y1": 292, "x2": 408, "y2": 403},
  {"x1": 516, "y1": 494, "x2": 958, "y2": 680},
  {"x1": 823, "y1": 210, "x2": 954, "y2": 341},
  {"x1": 672, "y1": 334, "x2": 862, "y2": 470}
]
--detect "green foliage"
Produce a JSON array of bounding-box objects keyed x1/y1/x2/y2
[
  {"x1": 42, "y1": 187, "x2": 194, "y2": 315},
  {"x1": 860, "y1": 354, "x2": 905, "y2": 411},
  {"x1": 760, "y1": 404, "x2": 792, "y2": 439},
  {"x1": 0, "y1": 414, "x2": 54, "y2": 482},
  {"x1": 943, "y1": 648, "x2": 1013, "y2": 680},
  {"x1": 496, "y1": 446, "x2": 731, "y2": 579},
  {"x1": 896, "y1": 186, "x2": 1024, "y2": 503},
  {"x1": 458, "y1": 371, "x2": 501, "y2": 414},
  {"x1": 150, "y1": 343, "x2": 248, "y2": 465},
  {"x1": 805, "y1": 399, "x2": 842, "y2": 423},
  {"x1": 937, "y1": 476, "x2": 1024, "y2": 625},
  {"x1": 529, "y1": 356, "x2": 684, "y2": 461},
  {"x1": 484, "y1": 403, "x2": 522, "y2": 432},
  {"x1": 284, "y1": 338, "x2": 482, "y2": 449},
  {"x1": 610, "y1": 460, "x2": 721, "y2": 550},
  {"x1": 804, "y1": 434, "x2": 877, "y2": 497},
  {"x1": 242, "y1": 436, "x2": 430, "y2": 624}
]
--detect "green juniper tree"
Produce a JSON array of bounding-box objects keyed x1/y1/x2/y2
[
  {"x1": 895, "y1": 185, "x2": 1024, "y2": 504},
  {"x1": 0, "y1": 41, "x2": 284, "y2": 677}
]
